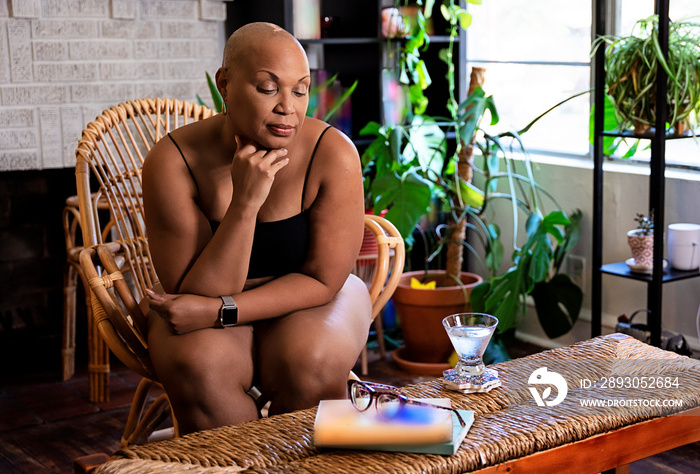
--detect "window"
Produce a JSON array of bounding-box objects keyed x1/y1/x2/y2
[{"x1": 463, "y1": 0, "x2": 700, "y2": 168}]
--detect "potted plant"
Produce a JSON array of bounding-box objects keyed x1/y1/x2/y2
[
  {"x1": 361, "y1": 1, "x2": 584, "y2": 369},
  {"x1": 628, "y1": 212, "x2": 655, "y2": 268},
  {"x1": 591, "y1": 15, "x2": 700, "y2": 135}
]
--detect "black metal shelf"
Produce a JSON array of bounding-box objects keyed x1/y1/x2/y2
[
  {"x1": 299, "y1": 37, "x2": 382, "y2": 45},
  {"x1": 590, "y1": 0, "x2": 700, "y2": 347},
  {"x1": 601, "y1": 130, "x2": 698, "y2": 140},
  {"x1": 600, "y1": 262, "x2": 700, "y2": 283},
  {"x1": 299, "y1": 34, "x2": 455, "y2": 46}
]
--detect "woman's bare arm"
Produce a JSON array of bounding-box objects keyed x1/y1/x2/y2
[
  {"x1": 176, "y1": 137, "x2": 289, "y2": 296},
  {"x1": 142, "y1": 135, "x2": 217, "y2": 295},
  {"x1": 144, "y1": 127, "x2": 365, "y2": 331},
  {"x1": 143, "y1": 130, "x2": 288, "y2": 297},
  {"x1": 232, "y1": 129, "x2": 365, "y2": 322}
]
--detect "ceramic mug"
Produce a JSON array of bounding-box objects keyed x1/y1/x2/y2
[{"x1": 668, "y1": 223, "x2": 700, "y2": 271}]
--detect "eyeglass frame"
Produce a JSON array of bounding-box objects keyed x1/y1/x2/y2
[{"x1": 346, "y1": 380, "x2": 466, "y2": 428}]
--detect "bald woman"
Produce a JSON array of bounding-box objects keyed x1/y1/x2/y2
[{"x1": 142, "y1": 22, "x2": 371, "y2": 435}]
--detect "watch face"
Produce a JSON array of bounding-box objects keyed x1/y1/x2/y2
[{"x1": 221, "y1": 305, "x2": 238, "y2": 326}]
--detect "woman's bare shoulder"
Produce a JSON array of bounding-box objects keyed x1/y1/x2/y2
[
  {"x1": 303, "y1": 119, "x2": 363, "y2": 209},
  {"x1": 144, "y1": 117, "x2": 218, "y2": 176},
  {"x1": 304, "y1": 118, "x2": 359, "y2": 167},
  {"x1": 142, "y1": 130, "x2": 180, "y2": 182},
  {"x1": 142, "y1": 125, "x2": 202, "y2": 199}
]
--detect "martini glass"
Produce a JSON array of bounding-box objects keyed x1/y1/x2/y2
[{"x1": 442, "y1": 313, "x2": 498, "y2": 376}]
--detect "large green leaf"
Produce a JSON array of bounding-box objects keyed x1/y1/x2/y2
[
  {"x1": 359, "y1": 120, "x2": 382, "y2": 136},
  {"x1": 469, "y1": 280, "x2": 490, "y2": 313},
  {"x1": 521, "y1": 211, "x2": 572, "y2": 284},
  {"x1": 588, "y1": 94, "x2": 634, "y2": 156},
  {"x1": 531, "y1": 274, "x2": 583, "y2": 339},
  {"x1": 553, "y1": 209, "x2": 582, "y2": 273},
  {"x1": 456, "y1": 86, "x2": 499, "y2": 144},
  {"x1": 479, "y1": 264, "x2": 527, "y2": 332},
  {"x1": 522, "y1": 214, "x2": 553, "y2": 284},
  {"x1": 449, "y1": 176, "x2": 485, "y2": 209},
  {"x1": 484, "y1": 223, "x2": 503, "y2": 274},
  {"x1": 372, "y1": 170, "x2": 433, "y2": 240},
  {"x1": 402, "y1": 115, "x2": 446, "y2": 177}
]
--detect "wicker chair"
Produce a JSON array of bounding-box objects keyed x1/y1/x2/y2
[
  {"x1": 73, "y1": 98, "x2": 215, "y2": 404},
  {"x1": 75, "y1": 98, "x2": 405, "y2": 446}
]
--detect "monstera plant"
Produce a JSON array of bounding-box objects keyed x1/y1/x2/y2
[{"x1": 361, "y1": 0, "x2": 584, "y2": 355}]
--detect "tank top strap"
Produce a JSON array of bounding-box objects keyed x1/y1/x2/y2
[
  {"x1": 168, "y1": 133, "x2": 200, "y2": 198},
  {"x1": 301, "y1": 125, "x2": 332, "y2": 211}
]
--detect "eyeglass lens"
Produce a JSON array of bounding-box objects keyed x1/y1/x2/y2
[
  {"x1": 350, "y1": 382, "x2": 372, "y2": 410},
  {"x1": 376, "y1": 392, "x2": 402, "y2": 419}
]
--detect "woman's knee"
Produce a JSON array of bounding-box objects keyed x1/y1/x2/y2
[
  {"x1": 150, "y1": 326, "x2": 255, "y2": 395},
  {"x1": 273, "y1": 340, "x2": 351, "y2": 399}
]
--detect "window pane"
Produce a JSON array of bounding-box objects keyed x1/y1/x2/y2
[
  {"x1": 464, "y1": 0, "x2": 591, "y2": 157},
  {"x1": 463, "y1": 63, "x2": 591, "y2": 156},
  {"x1": 463, "y1": 1, "x2": 700, "y2": 166},
  {"x1": 466, "y1": 0, "x2": 591, "y2": 63},
  {"x1": 620, "y1": 0, "x2": 700, "y2": 34}
]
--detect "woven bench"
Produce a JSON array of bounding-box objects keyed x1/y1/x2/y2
[{"x1": 95, "y1": 334, "x2": 700, "y2": 473}]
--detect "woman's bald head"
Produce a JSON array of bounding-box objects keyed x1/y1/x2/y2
[
  {"x1": 222, "y1": 22, "x2": 306, "y2": 70},
  {"x1": 215, "y1": 22, "x2": 311, "y2": 149}
]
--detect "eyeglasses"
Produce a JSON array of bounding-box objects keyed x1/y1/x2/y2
[{"x1": 347, "y1": 380, "x2": 466, "y2": 428}]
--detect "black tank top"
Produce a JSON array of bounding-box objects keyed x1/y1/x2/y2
[{"x1": 168, "y1": 126, "x2": 332, "y2": 279}]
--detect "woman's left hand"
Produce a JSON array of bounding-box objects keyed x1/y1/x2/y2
[{"x1": 146, "y1": 289, "x2": 217, "y2": 334}]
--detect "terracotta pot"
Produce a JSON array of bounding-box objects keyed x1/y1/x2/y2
[
  {"x1": 627, "y1": 230, "x2": 654, "y2": 267},
  {"x1": 392, "y1": 270, "x2": 483, "y2": 364}
]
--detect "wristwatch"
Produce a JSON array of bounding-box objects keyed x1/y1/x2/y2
[{"x1": 218, "y1": 295, "x2": 238, "y2": 328}]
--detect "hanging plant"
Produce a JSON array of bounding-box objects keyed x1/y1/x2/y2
[{"x1": 591, "y1": 15, "x2": 700, "y2": 134}]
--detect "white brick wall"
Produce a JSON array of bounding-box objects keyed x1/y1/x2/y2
[{"x1": 0, "y1": 0, "x2": 228, "y2": 171}]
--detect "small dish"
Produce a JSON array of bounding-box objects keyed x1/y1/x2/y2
[{"x1": 625, "y1": 257, "x2": 667, "y2": 274}]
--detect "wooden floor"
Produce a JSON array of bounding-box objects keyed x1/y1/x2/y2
[{"x1": 1, "y1": 341, "x2": 698, "y2": 473}]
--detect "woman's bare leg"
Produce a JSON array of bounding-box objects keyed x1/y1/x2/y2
[
  {"x1": 148, "y1": 315, "x2": 258, "y2": 434},
  {"x1": 255, "y1": 274, "x2": 372, "y2": 415}
]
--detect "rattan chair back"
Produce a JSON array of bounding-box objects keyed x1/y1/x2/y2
[{"x1": 75, "y1": 98, "x2": 215, "y2": 299}]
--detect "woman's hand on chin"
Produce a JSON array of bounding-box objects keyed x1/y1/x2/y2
[{"x1": 230, "y1": 135, "x2": 289, "y2": 211}]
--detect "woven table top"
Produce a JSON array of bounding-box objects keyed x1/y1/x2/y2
[{"x1": 96, "y1": 334, "x2": 700, "y2": 473}]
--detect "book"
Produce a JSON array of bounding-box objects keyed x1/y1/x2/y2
[{"x1": 313, "y1": 398, "x2": 475, "y2": 455}]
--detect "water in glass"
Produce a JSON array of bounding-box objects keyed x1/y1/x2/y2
[{"x1": 443, "y1": 313, "x2": 498, "y2": 376}]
